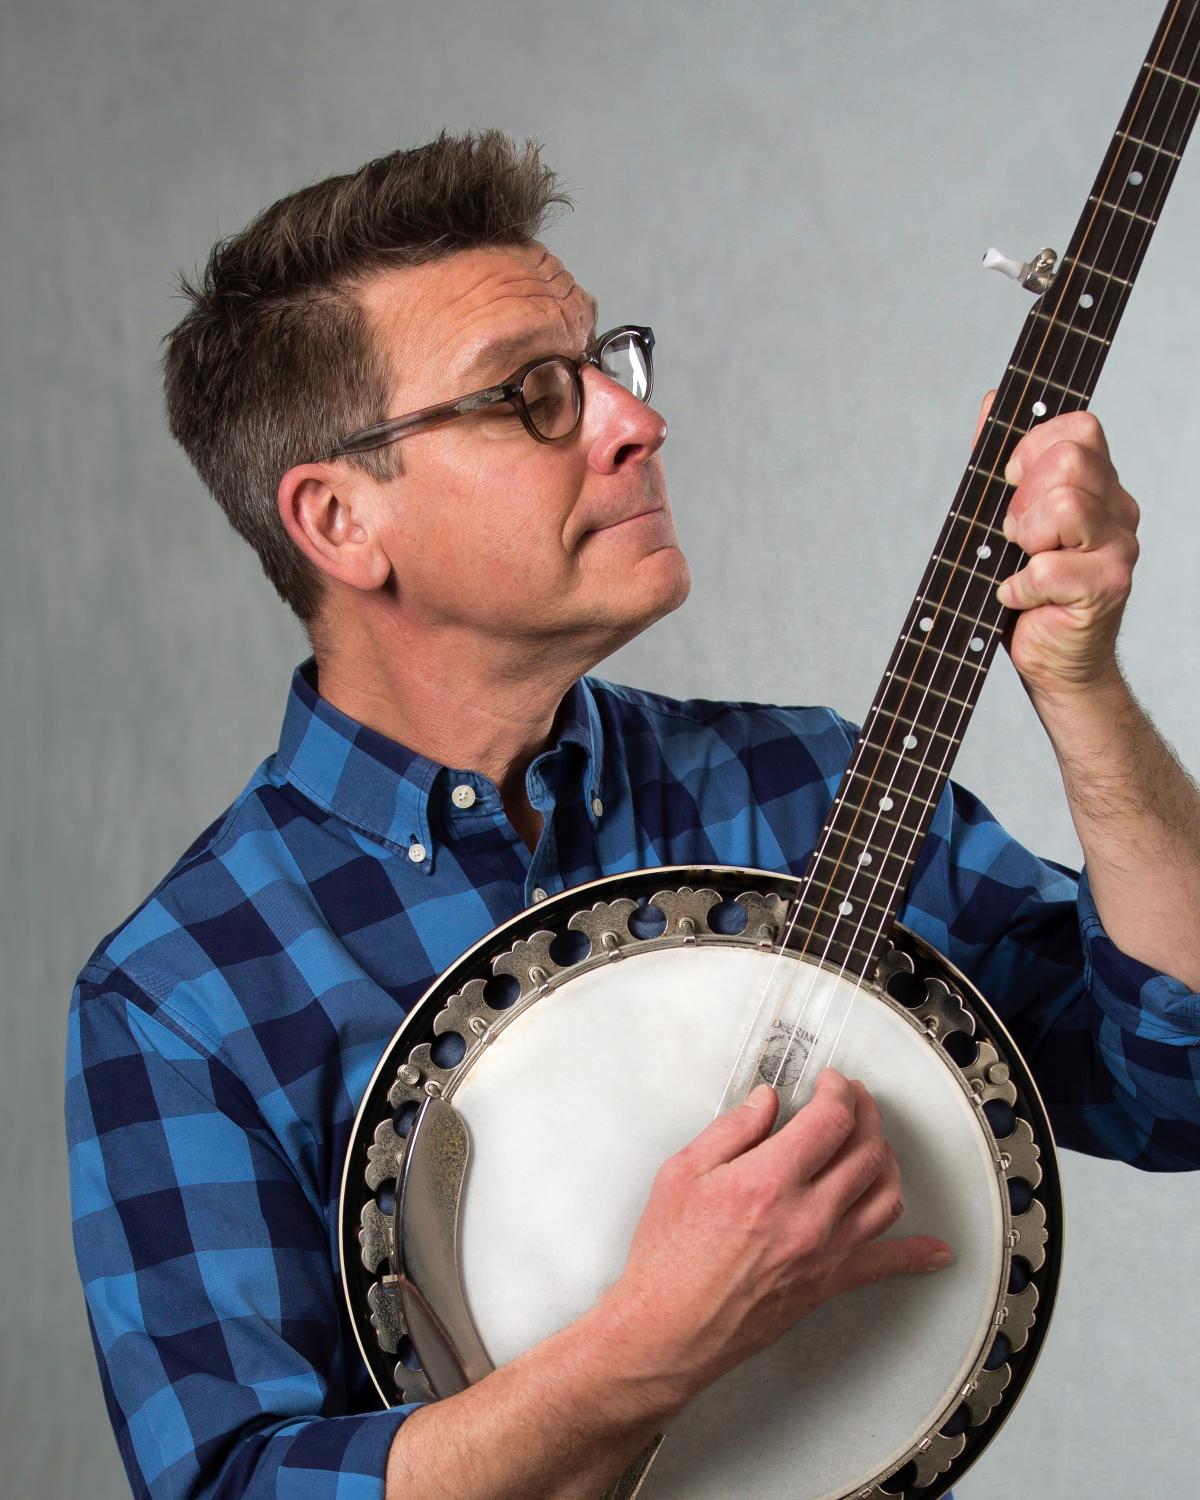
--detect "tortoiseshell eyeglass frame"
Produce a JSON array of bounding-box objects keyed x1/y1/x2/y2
[{"x1": 322, "y1": 325, "x2": 654, "y2": 458}]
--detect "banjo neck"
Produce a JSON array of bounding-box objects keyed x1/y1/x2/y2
[{"x1": 782, "y1": 0, "x2": 1200, "y2": 997}]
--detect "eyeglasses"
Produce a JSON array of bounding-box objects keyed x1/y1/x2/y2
[{"x1": 325, "y1": 324, "x2": 654, "y2": 458}]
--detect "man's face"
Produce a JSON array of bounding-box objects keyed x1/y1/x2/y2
[{"x1": 351, "y1": 243, "x2": 690, "y2": 655}]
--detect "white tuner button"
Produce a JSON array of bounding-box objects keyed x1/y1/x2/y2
[{"x1": 982, "y1": 247, "x2": 1028, "y2": 282}]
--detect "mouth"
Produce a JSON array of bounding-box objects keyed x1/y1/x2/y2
[{"x1": 587, "y1": 502, "x2": 665, "y2": 536}]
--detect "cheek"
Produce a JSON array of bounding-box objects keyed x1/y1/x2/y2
[{"x1": 395, "y1": 458, "x2": 580, "y2": 609}]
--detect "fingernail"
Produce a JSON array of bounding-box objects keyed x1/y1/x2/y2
[
  {"x1": 1004, "y1": 456, "x2": 1022, "y2": 485},
  {"x1": 996, "y1": 579, "x2": 1013, "y2": 607},
  {"x1": 1001, "y1": 510, "x2": 1017, "y2": 540},
  {"x1": 746, "y1": 1084, "x2": 773, "y2": 1108},
  {"x1": 925, "y1": 1249, "x2": 953, "y2": 1271}
]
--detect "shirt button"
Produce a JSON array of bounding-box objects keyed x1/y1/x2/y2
[
  {"x1": 408, "y1": 842, "x2": 427, "y2": 864},
  {"x1": 532, "y1": 887, "x2": 549, "y2": 903},
  {"x1": 451, "y1": 784, "x2": 477, "y2": 809},
  {"x1": 591, "y1": 797, "x2": 604, "y2": 818}
]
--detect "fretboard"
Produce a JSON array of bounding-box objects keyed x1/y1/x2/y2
[{"x1": 784, "y1": 0, "x2": 1200, "y2": 988}]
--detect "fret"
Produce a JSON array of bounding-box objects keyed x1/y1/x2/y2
[
  {"x1": 1126, "y1": 67, "x2": 1200, "y2": 155},
  {"x1": 839, "y1": 768, "x2": 939, "y2": 816},
  {"x1": 1145, "y1": 62, "x2": 1200, "y2": 91},
  {"x1": 796, "y1": 870, "x2": 898, "y2": 918},
  {"x1": 863, "y1": 740, "x2": 962, "y2": 775},
  {"x1": 931, "y1": 549, "x2": 1011, "y2": 589},
  {"x1": 894, "y1": 636, "x2": 991, "y2": 678},
  {"x1": 964, "y1": 461, "x2": 1015, "y2": 487},
  {"x1": 1113, "y1": 128, "x2": 1182, "y2": 162},
  {"x1": 1087, "y1": 192, "x2": 1158, "y2": 227},
  {"x1": 1060, "y1": 254, "x2": 1134, "y2": 289},
  {"x1": 986, "y1": 412, "x2": 1031, "y2": 433},
  {"x1": 1008, "y1": 363, "x2": 1091, "y2": 402},
  {"x1": 869, "y1": 703, "x2": 960, "y2": 747},
  {"x1": 1030, "y1": 309, "x2": 1111, "y2": 347},
  {"x1": 948, "y1": 509, "x2": 1008, "y2": 541},
  {"x1": 833, "y1": 820, "x2": 933, "y2": 857},
  {"x1": 913, "y1": 593, "x2": 1004, "y2": 630},
  {"x1": 884, "y1": 667, "x2": 973, "y2": 712}
]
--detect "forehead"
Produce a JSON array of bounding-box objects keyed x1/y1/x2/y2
[{"x1": 357, "y1": 243, "x2": 597, "y2": 396}]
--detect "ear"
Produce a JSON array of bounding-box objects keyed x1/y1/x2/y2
[{"x1": 276, "y1": 463, "x2": 393, "y2": 594}]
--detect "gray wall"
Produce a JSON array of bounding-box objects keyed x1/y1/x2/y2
[{"x1": 5, "y1": 0, "x2": 1197, "y2": 1495}]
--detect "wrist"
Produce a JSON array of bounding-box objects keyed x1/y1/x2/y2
[
  {"x1": 571, "y1": 1283, "x2": 698, "y2": 1427},
  {"x1": 1024, "y1": 661, "x2": 1133, "y2": 725}
]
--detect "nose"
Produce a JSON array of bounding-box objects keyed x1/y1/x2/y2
[{"x1": 578, "y1": 364, "x2": 668, "y2": 474}]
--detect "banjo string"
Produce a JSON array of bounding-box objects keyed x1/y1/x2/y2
[{"x1": 718, "y1": 14, "x2": 1198, "y2": 1112}]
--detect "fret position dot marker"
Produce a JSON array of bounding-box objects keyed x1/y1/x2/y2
[
  {"x1": 902, "y1": 733, "x2": 918, "y2": 750},
  {"x1": 858, "y1": 852, "x2": 872, "y2": 865},
  {"x1": 1032, "y1": 399, "x2": 1048, "y2": 417},
  {"x1": 970, "y1": 636, "x2": 985, "y2": 652},
  {"x1": 1128, "y1": 169, "x2": 1144, "y2": 186},
  {"x1": 838, "y1": 900, "x2": 854, "y2": 916},
  {"x1": 919, "y1": 616, "x2": 934, "y2": 632},
  {"x1": 879, "y1": 795, "x2": 894, "y2": 811},
  {"x1": 1078, "y1": 292, "x2": 1094, "y2": 309},
  {"x1": 977, "y1": 543, "x2": 992, "y2": 560}
]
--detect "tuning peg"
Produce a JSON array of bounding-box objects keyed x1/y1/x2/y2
[{"x1": 982, "y1": 245, "x2": 1058, "y2": 293}]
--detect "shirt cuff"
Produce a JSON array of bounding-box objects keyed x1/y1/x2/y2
[
  {"x1": 274, "y1": 1404, "x2": 425, "y2": 1500},
  {"x1": 1077, "y1": 866, "x2": 1200, "y2": 1042}
]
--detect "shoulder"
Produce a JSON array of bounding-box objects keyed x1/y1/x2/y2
[
  {"x1": 73, "y1": 753, "x2": 304, "y2": 1032},
  {"x1": 584, "y1": 675, "x2": 858, "y2": 763}
]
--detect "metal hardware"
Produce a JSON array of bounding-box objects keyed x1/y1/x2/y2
[{"x1": 982, "y1": 245, "x2": 1059, "y2": 293}]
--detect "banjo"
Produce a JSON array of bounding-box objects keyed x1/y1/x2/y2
[{"x1": 340, "y1": 6, "x2": 1200, "y2": 1496}]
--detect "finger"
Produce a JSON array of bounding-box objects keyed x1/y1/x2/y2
[
  {"x1": 971, "y1": 389, "x2": 997, "y2": 447},
  {"x1": 759, "y1": 1069, "x2": 861, "y2": 1182},
  {"x1": 1003, "y1": 484, "x2": 1134, "y2": 556},
  {"x1": 827, "y1": 1235, "x2": 953, "y2": 1295},
  {"x1": 1004, "y1": 442, "x2": 1128, "y2": 529},
  {"x1": 827, "y1": 1149, "x2": 904, "y2": 1249},
  {"x1": 1005, "y1": 411, "x2": 1112, "y2": 489},
  {"x1": 676, "y1": 1084, "x2": 779, "y2": 1174},
  {"x1": 997, "y1": 546, "x2": 1132, "y2": 613},
  {"x1": 807, "y1": 1084, "x2": 891, "y2": 1214}
]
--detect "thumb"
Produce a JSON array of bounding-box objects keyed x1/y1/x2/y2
[
  {"x1": 680, "y1": 1084, "x2": 779, "y2": 1172},
  {"x1": 971, "y1": 389, "x2": 997, "y2": 448},
  {"x1": 829, "y1": 1236, "x2": 952, "y2": 1295}
]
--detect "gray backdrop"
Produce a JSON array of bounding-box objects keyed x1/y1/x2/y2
[{"x1": 4, "y1": 0, "x2": 1198, "y2": 1495}]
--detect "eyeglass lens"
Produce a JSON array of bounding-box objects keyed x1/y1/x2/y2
[
  {"x1": 518, "y1": 331, "x2": 653, "y2": 439},
  {"x1": 520, "y1": 362, "x2": 580, "y2": 440},
  {"x1": 599, "y1": 331, "x2": 652, "y2": 402}
]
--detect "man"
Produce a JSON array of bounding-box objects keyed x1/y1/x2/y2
[{"x1": 67, "y1": 131, "x2": 1200, "y2": 1500}]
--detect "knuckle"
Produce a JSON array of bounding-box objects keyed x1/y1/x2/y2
[
  {"x1": 823, "y1": 1101, "x2": 856, "y2": 1141},
  {"x1": 881, "y1": 1189, "x2": 905, "y2": 1229},
  {"x1": 857, "y1": 1138, "x2": 889, "y2": 1185}
]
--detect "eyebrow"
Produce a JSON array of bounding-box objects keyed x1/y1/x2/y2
[{"x1": 459, "y1": 295, "x2": 600, "y2": 384}]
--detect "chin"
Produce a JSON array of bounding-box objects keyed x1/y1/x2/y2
[{"x1": 612, "y1": 543, "x2": 692, "y2": 635}]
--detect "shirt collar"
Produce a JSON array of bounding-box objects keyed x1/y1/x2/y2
[{"x1": 274, "y1": 657, "x2": 606, "y2": 866}]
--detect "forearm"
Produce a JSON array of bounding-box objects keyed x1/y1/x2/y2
[
  {"x1": 1031, "y1": 669, "x2": 1200, "y2": 989},
  {"x1": 384, "y1": 1292, "x2": 680, "y2": 1500}
]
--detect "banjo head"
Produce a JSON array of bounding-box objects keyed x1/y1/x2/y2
[{"x1": 340, "y1": 867, "x2": 1062, "y2": 1500}]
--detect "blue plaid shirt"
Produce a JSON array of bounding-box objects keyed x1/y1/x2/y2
[{"x1": 66, "y1": 657, "x2": 1200, "y2": 1500}]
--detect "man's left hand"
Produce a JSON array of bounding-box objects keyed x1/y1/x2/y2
[{"x1": 972, "y1": 392, "x2": 1141, "y2": 701}]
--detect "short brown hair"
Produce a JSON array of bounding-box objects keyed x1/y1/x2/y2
[{"x1": 162, "y1": 130, "x2": 572, "y2": 631}]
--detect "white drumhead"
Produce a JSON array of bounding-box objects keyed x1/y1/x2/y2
[{"x1": 452, "y1": 945, "x2": 1003, "y2": 1500}]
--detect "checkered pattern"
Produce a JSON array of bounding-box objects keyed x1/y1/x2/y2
[{"x1": 66, "y1": 657, "x2": 1200, "y2": 1498}]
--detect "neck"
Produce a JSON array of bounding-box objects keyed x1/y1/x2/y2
[{"x1": 314, "y1": 613, "x2": 593, "y2": 842}]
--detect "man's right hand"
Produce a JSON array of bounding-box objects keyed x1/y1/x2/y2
[{"x1": 593, "y1": 1068, "x2": 953, "y2": 1411}]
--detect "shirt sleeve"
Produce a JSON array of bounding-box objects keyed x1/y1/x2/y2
[
  {"x1": 912, "y1": 777, "x2": 1200, "y2": 1171},
  {"x1": 65, "y1": 967, "x2": 422, "y2": 1500}
]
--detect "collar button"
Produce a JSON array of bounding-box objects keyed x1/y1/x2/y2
[
  {"x1": 451, "y1": 784, "x2": 477, "y2": 810},
  {"x1": 408, "y1": 842, "x2": 427, "y2": 864}
]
